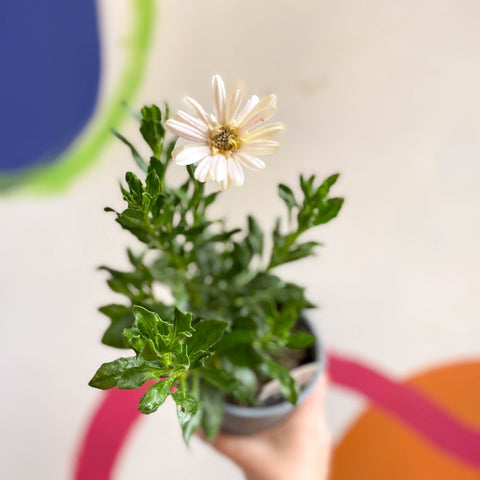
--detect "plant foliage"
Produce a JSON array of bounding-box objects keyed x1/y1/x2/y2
[{"x1": 89, "y1": 105, "x2": 344, "y2": 443}]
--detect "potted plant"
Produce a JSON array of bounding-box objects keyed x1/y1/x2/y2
[{"x1": 89, "y1": 75, "x2": 343, "y2": 443}]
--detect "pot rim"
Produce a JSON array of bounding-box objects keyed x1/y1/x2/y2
[{"x1": 223, "y1": 314, "x2": 325, "y2": 418}]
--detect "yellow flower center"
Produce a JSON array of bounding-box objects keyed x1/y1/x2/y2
[{"x1": 209, "y1": 127, "x2": 241, "y2": 156}]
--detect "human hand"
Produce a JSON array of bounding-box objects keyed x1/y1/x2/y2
[{"x1": 205, "y1": 375, "x2": 331, "y2": 480}]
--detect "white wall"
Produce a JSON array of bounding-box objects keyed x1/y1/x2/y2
[{"x1": 1, "y1": 1, "x2": 479, "y2": 478}]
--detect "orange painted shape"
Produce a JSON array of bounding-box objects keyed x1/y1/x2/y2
[{"x1": 330, "y1": 361, "x2": 480, "y2": 480}]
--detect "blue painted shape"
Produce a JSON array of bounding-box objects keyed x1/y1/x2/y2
[{"x1": 0, "y1": 0, "x2": 100, "y2": 172}]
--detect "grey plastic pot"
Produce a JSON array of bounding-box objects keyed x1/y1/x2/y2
[{"x1": 221, "y1": 316, "x2": 325, "y2": 435}]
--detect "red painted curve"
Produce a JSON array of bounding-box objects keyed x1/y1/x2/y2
[
  {"x1": 74, "y1": 386, "x2": 146, "y2": 480},
  {"x1": 74, "y1": 353, "x2": 480, "y2": 479},
  {"x1": 328, "y1": 352, "x2": 480, "y2": 468}
]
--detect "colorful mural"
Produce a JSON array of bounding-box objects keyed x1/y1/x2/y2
[
  {"x1": 331, "y1": 360, "x2": 480, "y2": 479},
  {"x1": 0, "y1": 0, "x2": 154, "y2": 193},
  {"x1": 74, "y1": 354, "x2": 480, "y2": 478},
  {"x1": 2, "y1": 1, "x2": 479, "y2": 479}
]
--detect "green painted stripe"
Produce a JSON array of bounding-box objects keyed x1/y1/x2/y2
[{"x1": 0, "y1": 0, "x2": 156, "y2": 195}]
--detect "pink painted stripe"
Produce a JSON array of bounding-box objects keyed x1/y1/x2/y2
[
  {"x1": 74, "y1": 387, "x2": 145, "y2": 480},
  {"x1": 328, "y1": 351, "x2": 480, "y2": 468},
  {"x1": 74, "y1": 355, "x2": 480, "y2": 479}
]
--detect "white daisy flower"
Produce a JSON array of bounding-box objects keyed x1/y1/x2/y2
[{"x1": 166, "y1": 74, "x2": 283, "y2": 190}]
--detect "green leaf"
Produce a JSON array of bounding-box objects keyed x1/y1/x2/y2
[
  {"x1": 200, "y1": 381, "x2": 224, "y2": 440},
  {"x1": 140, "y1": 105, "x2": 165, "y2": 158},
  {"x1": 313, "y1": 197, "x2": 344, "y2": 226},
  {"x1": 317, "y1": 173, "x2": 339, "y2": 199},
  {"x1": 300, "y1": 174, "x2": 315, "y2": 198},
  {"x1": 139, "y1": 377, "x2": 175, "y2": 414},
  {"x1": 208, "y1": 228, "x2": 242, "y2": 244},
  {"x1": 279, "y1": 184, "x2": 297, "y2": 210},
  {"x1": 123, "y1": 326, "x2": 146, "y2": 354},
  {"x1": 145, "y1": 168, "x2": 161, "y2": 199},
  {"x1": 185, "y1": 319, "x2": 228, "y2": 359},
  {"x1": 116, "y1": 208, "x2": 146, "y2": 230},
  {"x1": 133, "y1": 305, "x2": 171, "y2": 340},
  {"x1": 149, "y1": 156, "x2": 166, "y2": 181},
  {"x1": 117, "y1": 363, "x2": 167, "y2": 389},
  {"x1": 247, "y1": 216, "x2": 263, "y2": 255},
  {"x1": 273, "y1": 301, "x2": 303, "y2": 338},
  {"x1": 200, "y1": 369, "x2": 247, "y2": 401},
  {"x1": 112, "y1": 129, "x2": 148, "y2": 172},
  {"x1": 282, "y1": 241, "x2": 320, "y2": 264},
  {"x1": 89, "y1": 357, "x2": 142, "y2": 390},
  {"x1": 125, "y1": 172, "x2": 144, "y2": 204},
  {"x1": 286, "y1": 332, "x2": 316, "y2": 349},
  {"x1": 99, "y1": 304, "x2": 134, "y2": 348},
  {"x1": 231, "y1": 242, "x2": 252, "y2": 271},
  {"x1": 172, "y1": 308, "x2": 194, "y2": 339},
  {"x1": 223, "y1": 363, "x2": 258, "y2": 401},
  {"x1": 225, "y1": 346, "x2": 262, "y2": 368},
  {"x1": 172, "y1": 390, "x2": 200, "y2": 445},
  {"x1": 215, "y1": 329, "x2": 256, "y2": 352},
  {"x1": 258, "y1": 357, "x2": 299, "y2": 404}
]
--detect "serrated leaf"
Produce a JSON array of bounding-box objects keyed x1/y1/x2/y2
[
  {"x1": 149, "y1": 156, "x2": 166, "y2": 182},
  {"x1": 208, "y1": 228, "x2": 241, "y2": 243},
  {"x1": 125, "y1": 172, "x2": 144, "y2": 203},
  {"x1": 172, "y1": 390, "x2": 200, "y2": 444},
  {"x1": 123, "y1": 326, "x2": 146, "y2": 354},
  {"x1": 117, "y1": 363, "x2": 167, "y2": 389},
  {"x1": 116, "y1": 208, "x2": 146, "y2": 230},
  {"x1": 300, "y1": 174, "x2": 315, "y2": 198},
  {"x1": 279, "y1": 184, "x2": 297, "y2": 210},
  {"x1": 112, "y1": 129, "x2": 148, "y2": 172},
  {"x1": 89, "y1": 357, "x2": 142, "y2": 390},
  {"x1": 272, "y1": 305, "x2": 299, "y2": 338},
  {"x1": 286, "y1": 332, "x2": 316, "y2": 349},
  {"x1": 247, "y1": 216, "x2": 263, "y2": 255},
  {"x1": 185, "y1": 319, "x2": 228, "y2": 359},
  {"x1": 140, "y1": 105, "x2": 165, "y2": 158},
  {"x1": 225, "y1": 346, "x2": 262, "y2": 368},
  {"x1": 282, "y1": 241, "x2": 320, "y2": 264},
  {"x1": 258, "y1": 357, "x2": 299, "y2": 404},
  {"x1": 145, "y1": 169, "x2": 161, "y2": 198},
  {"x1": 200, "y1": 369, "x2": 249, "y2": 403},
  {"x1": 99, "y1": 304, "x2": 134, "y2": 349},
  {"x1": 215, "y1": 329, "x2": 256, "y2": 352},
  {"x1": 313, "y1": 197, "x2": 344, "y2": 226},
  {"x1": 133, "y1": 305, "x2": 171, "y2": 340},
  {"x1": 139, "y1": 377, "x2": 175, "y2": 414},
  {"x1": 200, "y1": 381, "x2": 224, "y2": 440},
  {"x1": 172, "y1": 308, "x2": 194, "y2": 339},
  {"x1": 317, "y1": 173, "x2": 339, "y2": 199}
]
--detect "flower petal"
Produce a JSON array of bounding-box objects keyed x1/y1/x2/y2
[
  {"x1": 241, "y1": 140, "x2": 280, "y2": 155},
  {"x1": 244, "y1": 122, "x2": 284, "y2": 141},
  {"x1": 207, "y1": 154, "x2": 227, "y2": 182},
  {"x1": 219, "y1": 177, "x2": 230, "y2": 191},
  {"x1": 184, "y1": 96, "x2": 210, "y2": 124},
  {"x1": 227, "y1": 156, "x2": 245, "y2": 186},
  {"x1": 194, "y1": 156, "x2": 213, "y2": 182},
  {"x1": 235, "y1": 95, "x2": 260, "y2": 125},
  {"x1": 237, "y1": 95, "x2": 277, "y2": 135},
  {"x1": 166, "y1": 119, "x2": 208, "y2": 142},
  {"x1": 173, "y1": 145, "x2": 211, "y2": 165},
  {"x1": 225, "y1": 88, "x2": 243, "y2": 125},
  {"x1": 212, "y1": 74, "x2": 227, "y2": 125},
  {"x1": 235, "y1": 152, "x2": 266, "y2": 171},
  {"x1": 174, "y1": 110, "x2": 210, "y2": 135}
]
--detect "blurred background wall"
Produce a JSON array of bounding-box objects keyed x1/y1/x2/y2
[{"x1": 1, "y1": 0, "x2": 479, "y2": 478}]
